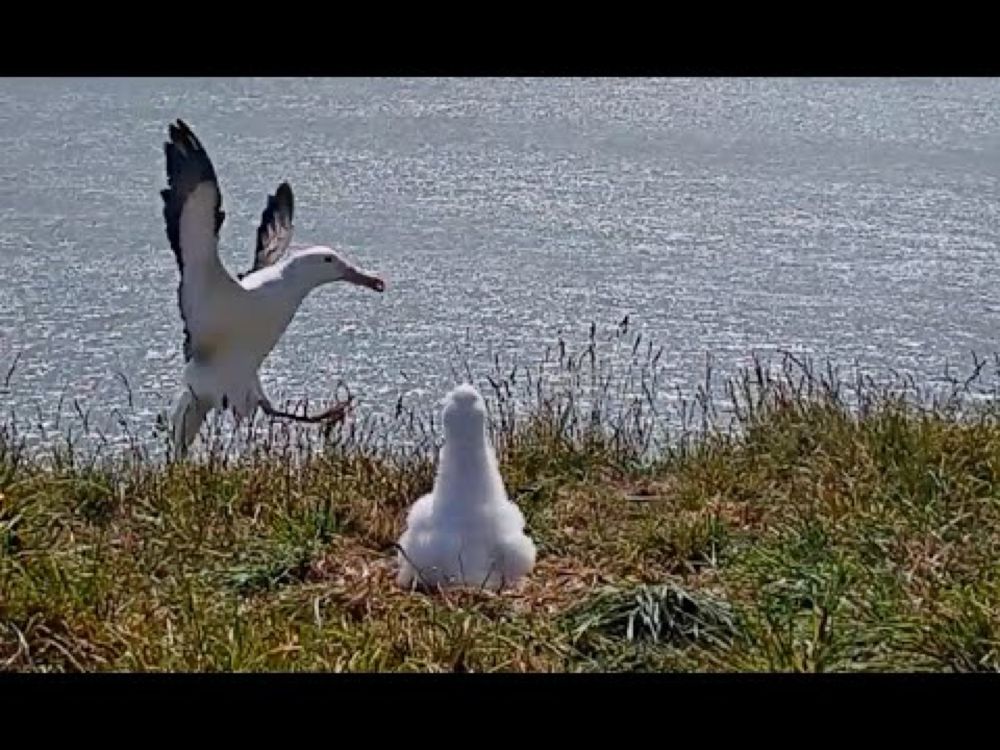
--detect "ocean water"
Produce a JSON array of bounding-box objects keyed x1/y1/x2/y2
[{"x1": 2, "y1": 77, "x2": 1000, "y2": 449}]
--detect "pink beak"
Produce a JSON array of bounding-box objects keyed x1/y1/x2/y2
[{"x1": 345, "y1": 267, "x2": 386, "y2": 292}]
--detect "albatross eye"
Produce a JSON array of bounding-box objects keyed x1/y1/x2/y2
[{"x1": 323, "y1": 257, "x2": 333, "y2": 263}]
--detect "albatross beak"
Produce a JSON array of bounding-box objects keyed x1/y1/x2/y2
[{"x1": 344, "y1": 267, "x2": 386, "y2": 292}]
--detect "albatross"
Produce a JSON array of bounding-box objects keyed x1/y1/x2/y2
[
  {"x1": 396, "y1": 384, "x2": 537, "y2": 591},
  {"x1": 160, "y1": 119, "x2": 386, "y2": 459}
]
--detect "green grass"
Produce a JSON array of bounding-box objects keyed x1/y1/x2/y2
[{"x1": 1, "y1": 324, "x2": 999, "y2": 672}]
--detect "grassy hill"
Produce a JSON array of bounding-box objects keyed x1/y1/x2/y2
[{"x1": 1, "y1": 326, "x2": 997, "y2": 671}]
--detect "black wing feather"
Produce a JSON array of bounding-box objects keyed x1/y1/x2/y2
[
  {"x1": 242, "y1": 181, "x2": 294, "y2": 278},
  {"x1": 159, "y1": 119, "x2": 226, "y2": 361}
]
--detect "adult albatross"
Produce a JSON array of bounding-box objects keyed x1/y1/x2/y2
[{"x1": 160, "y1": 119, "x2": 385, "y2": 459}]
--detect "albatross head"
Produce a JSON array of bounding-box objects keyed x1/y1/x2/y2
[
  {"x1": 441, "y1": 384, "x2": 488, "y2": 443},
  {"x1": 289, "y1": 245, "x2": 386, "y2": 293}
]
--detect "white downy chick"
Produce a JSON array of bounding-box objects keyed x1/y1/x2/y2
[{"x1": 396, "y1": 384, "x2": 536, "y2": 591}]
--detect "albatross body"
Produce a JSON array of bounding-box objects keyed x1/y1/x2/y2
[
  {"x1": 396, "y1": 384, "x2": 537, "y2": 591},
  {"x1": 160, "y1": 119, "x2": 385, "y2": 458}
]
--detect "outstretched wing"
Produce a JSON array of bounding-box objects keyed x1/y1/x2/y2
[
  {"x1": 160, "y1": 118, "x2": 237, "y2": 362},
  {"x1": 242, "y1": 181, "x2": 295, "y2": 278}
]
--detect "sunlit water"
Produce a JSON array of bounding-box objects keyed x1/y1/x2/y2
[{"x1": 2, "y1": 77, "x2": 1000, "y2": 452}]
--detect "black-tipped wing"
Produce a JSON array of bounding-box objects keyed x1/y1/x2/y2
[
  {"x1": 243, "y1": 182, "x2": 295, "y2": 278},
  {"x1": 160, "y1": 119, "x2": 237, "y2": 362}
]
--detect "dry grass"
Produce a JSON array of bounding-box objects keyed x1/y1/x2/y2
[{"x1": 1, "y1": 322, "x2": 999, "y2": 672}]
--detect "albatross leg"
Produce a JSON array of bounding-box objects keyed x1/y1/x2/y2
[
  {"x1": 171, "y1": 388, "x2": 211, "y2": 460},
  {"x1": 259, "y1": 396, "x2": 353, "y2": 424}
]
